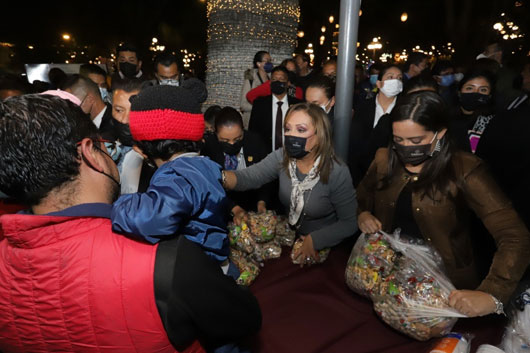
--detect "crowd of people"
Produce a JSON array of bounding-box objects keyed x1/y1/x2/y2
[{"x1": 0, "y1": 38, "x2": 529, "y2": 352}]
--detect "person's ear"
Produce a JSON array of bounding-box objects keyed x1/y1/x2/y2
[
  {"x1": 132, "y1": 145, "x2": 148, "y2": 160},
  {"x1": 330, "y1": 96, "x2": 336, "y2": 108},
  {"x1": 79, "y1": 138, "x2": 105, "y2": 172},
  {"x1": 376, "y1": 80, "x2": 383, "y2": 89}
]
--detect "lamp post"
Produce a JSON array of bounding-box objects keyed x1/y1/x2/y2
[{"x1": 367, "y1": 37, "x2": 382, "y2": 59}]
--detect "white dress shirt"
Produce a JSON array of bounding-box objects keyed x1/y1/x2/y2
[
  {"x1": 92, "y1": 105, "x2": 107, "y2": 129},
  {"x1": 374, "y1": 94, "x2": 397, "y2": 128},
  {"x1": 271, "y1": 94, "x2": 289, "y2": 151}
]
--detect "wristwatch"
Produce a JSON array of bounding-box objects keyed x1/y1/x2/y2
[{"x1": 490, "y1": 294, "x2": 505, "y2": 315}]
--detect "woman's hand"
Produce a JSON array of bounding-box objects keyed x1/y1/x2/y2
[
  {"x1": 222, "y1": 170, "x2": 237, "y2": 190},
  {"x1": 257, "y1": 201, "x2": 267, "y2": 213},
  {"x1": 293, "y1": 235, "x2": 320, "y2": 267},
  {"x1": 358, "y1": 211, "x2": 382, "y2": 234},
  {"x1": 231, "y1": 205, "x2": 248, "y2": 226},
  {"x1": 448, "y1": 290, "x2": 497, "y2": 317}
]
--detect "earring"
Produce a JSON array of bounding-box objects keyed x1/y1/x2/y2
[{"x1": 430, "y1": 138, "x2": 442, "y2": 156}]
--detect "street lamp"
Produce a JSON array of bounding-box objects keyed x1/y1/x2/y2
[
  {"x1": 367, "y1": 38, "x2": 382, "y2": 59},
  {"x1": 62, "y1": 34, "x2": 71, "y2": 41},
  {"x1": 401, "y1": 12, "x2": 408, "y2": 22}
]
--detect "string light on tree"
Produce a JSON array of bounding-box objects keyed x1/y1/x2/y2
[{"x1": 205, "y1": 0, "x2": 300, "y2": 108}]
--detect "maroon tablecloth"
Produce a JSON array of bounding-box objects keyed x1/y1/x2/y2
[{"x1": 245, "y1": 238, "x2": 506, "y2": 353}]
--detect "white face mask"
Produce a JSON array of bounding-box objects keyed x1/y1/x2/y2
[
  {"x1": 159, "y1": 79, "x2": 180, "y2": 87},
  {"x1": 454, "y1": 73, "x2": 464, "y2": 82},
  {"x1": 320, "y1": 99, "x2": 331, "y2": 114},
  {"x1": 99, "y1": 87, "x2": 109, "y2": 102},
  {"x1": 380, "y1": 79, "x2": 403, "y2": 98}
]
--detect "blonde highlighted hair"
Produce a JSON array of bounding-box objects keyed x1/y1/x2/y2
[{"x1": 282, "y1": 102, "x2": 338, "y2": 183}]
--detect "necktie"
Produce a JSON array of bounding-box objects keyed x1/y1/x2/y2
[
  {"x1": 275, "y1": 101, "x2": 284, "y2": 150},
  {"x1": 224, "y1": 154, "x2": 238, "y2": 170}
]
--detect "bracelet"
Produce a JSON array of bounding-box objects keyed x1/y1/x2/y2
[{"x1": 490, "y1": 294, "x2": 505, "y2": 315}]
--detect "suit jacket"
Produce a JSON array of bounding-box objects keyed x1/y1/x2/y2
[
  {"x1": 99, "y1": 103, "x2": 118, "y2": 141},
  {"x1": 201, "y1": 131, "x2": 273, "y2": 212},
  {"x1": 248, "y1": 95, "x2": 303, "y2": 154}
]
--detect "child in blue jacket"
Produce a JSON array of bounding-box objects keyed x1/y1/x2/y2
[{"x1": 111, "y1": 80, "x2": 230, "y2": 269}]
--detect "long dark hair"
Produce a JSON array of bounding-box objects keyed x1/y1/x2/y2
[{"x1": 384, "y1": 91, "x2": 457, "y2": 200}]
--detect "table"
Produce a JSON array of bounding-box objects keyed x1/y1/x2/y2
[{"x1": 244, "y1": 238, "x2": 506, "y2": 353}]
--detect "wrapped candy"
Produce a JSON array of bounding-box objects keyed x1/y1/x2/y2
[
  {"x1": 229, "y1": 249, "x2": 260, "y2": 286},
  {"x1": 290, "y1": 238, "x2": 330, "y2": 266},
  {"x1": 275, "y1": 215, "x2": 296, "y2": 247},
  {"x1": 228, "y1": 222, "x2": 256, "y2": 254},
  {"x1": 253, "y1": 240, "x2": 282, "y2": 262},
  {"x1": 248, "y1": 211, "x2": 277, "y2": 243},
  {"x1": 345, "y1": 231, "x2": 466, "y2": 341}
]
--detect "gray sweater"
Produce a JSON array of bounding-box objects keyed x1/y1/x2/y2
[{"x1": 234, "y1": 149, "x2": 358, "y2": 250}]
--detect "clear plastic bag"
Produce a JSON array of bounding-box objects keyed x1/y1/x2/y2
[
  {"x1": 345, "y1": 231, "x2": 466, "y2": 341},
  {"x1": 248, "y1": 211, "x2": 277, "y2": 243},
  {"x1": 253, "y1": 240, "x2": 282, "y2": 261},
  {"x1": 290, "y1": 238, "x2": 330, "y2": 266},
  {"x1": 275, "y1": 215, "x2": 296, "y2": 247},
  {"x1": 228, "y1": 222, "x2": 256, "y2": 254},
  {"x1": 501, "y1": 289, "x2": 530, "y2": 352},
  {"x1": 230, "y1": 248, "x2": 260, "y2": 286}
]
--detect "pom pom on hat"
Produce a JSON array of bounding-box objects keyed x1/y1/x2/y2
[{"x1": 129, "y1": 78, "x2": 207, "y2": 141}]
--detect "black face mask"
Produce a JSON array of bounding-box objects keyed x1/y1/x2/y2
[
  {"x1": 119, "y1": 62, "x2": 138, "y2": 79},
  {"x1": 459, "y1": 92, "x2": 491, "y2": 112},
  {"x1": 113, "y1": 119, "x2": 134, "y2": 147},
  {"x1": 284, "y1": 135, "x2": 310, "y2": 159},
  {"x1": 393, "y1": 142, "x2": 432, "y2": 166},
  {"x1": 220, "y1": 139, "x2": 243, "y2": 156},
  {"x1": 203, "y1": 129, "x2": 215, "y2": 140},
  {"x1": 271, "y1": 81, "x2": 287, "y2": 95}
]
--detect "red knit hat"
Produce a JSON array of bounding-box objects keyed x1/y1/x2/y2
[{"x1": 129, "y1": 78, "x2": 207, "y2": 141}]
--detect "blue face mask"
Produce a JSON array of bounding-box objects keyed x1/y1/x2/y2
[
  {"x1": 369, "y1": 74, "x2": 378, "y2": 87},
  {"x1": 440, "y1": 74, "x2": 456, "y2": 87},
  {"x1": 264, "y1": 62, "x2": 274, "y2": 73}
]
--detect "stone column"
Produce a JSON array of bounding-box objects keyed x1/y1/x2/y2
[{"x1": 205, "y1": 0, "x2": 300, "y2": 111}]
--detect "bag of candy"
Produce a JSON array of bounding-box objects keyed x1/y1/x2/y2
[
  {"x1": 275, "y1": 215, "x2": 296, "y2": 247},
  {"x1": 253, "y1": 240, "x2": 282, "y2": 262},
  {"x1": 345, "y1": 231, "x2": 466, "y2": 341},
  {"x1": 228, "y1": 222, "x2": 256, "y2": 254},
  {"x1": 290, "y1": 238, "x2": 330, "y2": 266},
  {"x1": 229, "y1": 248, "x2": 260, "y2": 286},
  {"x1": 247, "y1": 211, "x2": 277, "y2": 243}
]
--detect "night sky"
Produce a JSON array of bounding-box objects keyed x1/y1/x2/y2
[{"x1": 1, "y1": 0, "x2": 529, "y2": 70}]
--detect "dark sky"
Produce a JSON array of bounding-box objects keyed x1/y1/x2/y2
[{"x1": 1, "y1": 0, "x2": 528, "y2": 66}]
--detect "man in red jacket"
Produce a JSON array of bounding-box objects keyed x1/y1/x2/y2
[{"x1": 0, "y1": 94, "x2": 261, "y2": 353}]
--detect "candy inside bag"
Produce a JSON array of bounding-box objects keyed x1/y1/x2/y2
[
  {"x1": 290, "y1": 238, "x2": 330, "y2": 265},
  {"x1": 229, "y1": 248, "x2": 260, "y2": 286},
  {"x1": 228, "y1": 222, "x2": 256, "y2": 254},
  {"x1": 253, "y1": 240, "x2": 282, "y2": 262},
  {"x1": 248, "y1": 211, "x2": 277, "y2": 243},
  {"x1": 275, "y1": 215, "x2": 296, "y2": 247},
  {"x1": 345, "y1": 231, "x2": 466, "y2": 341}
]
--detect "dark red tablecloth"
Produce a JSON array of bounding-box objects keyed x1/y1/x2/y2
[{"x1": 246, "y1": 238, "x2": 506, "y2": 353}]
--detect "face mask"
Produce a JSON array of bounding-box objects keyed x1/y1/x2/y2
[
  {"x1": 119, "y1": 62, "x2": 138, "y2": 78},
  {"x1": 159, "y1": 78, "x2": 179, "y2": 86},
  {"x1": 439, "y1": 74, "x2": 455, "y2": 87},
  {"x1": 104, "y1": 141, "x2": 123, "y2": 163},
  {"x1": 380, "y1": 79, "x2": 403, "y2": 98},
  {"x1": 220, "y1": 139, "x2": 243, "y2": 156},
  {"x1": 370, "y1": 74, "x2": 379, "y2": 87},
  {"x1": 99, "y1": 87, "x2": 109, "y2": 102},
  {"x1": 393, "y1": 132, "x2": 438, "y2": 166},
  {"x1": 271, "y1": 81, "x2": 287, "y2": 95},
  {"x1": 89, "y1": 145, "x2": 121, "y2": 201},
  {"x1": 113, "y1": 119, "x2": 134, "y2": 147},
  {"x1": 203, "y1": 129, "x2": 215, "y2": 140},
  {"x1": 454, "y1": 73, "x2": 464, "y2": 82},
  {"x1": 459, "y1": 92, "x2": 491, "y2": 112},
  {"x1": 264, "y1": 62, "x2": 274, "y2": 73},
  {"x1": 284, "y1": 135, "x2": 312, "y2": 159},
  {"x1": 320, "y1": 99, "x2": 331, "y2": 114}
]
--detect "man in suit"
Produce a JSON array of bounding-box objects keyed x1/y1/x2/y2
[{"x1": 249, "y1": 66, "x2": 303, "y2": 154}]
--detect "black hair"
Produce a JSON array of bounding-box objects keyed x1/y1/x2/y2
[
  {"x1": 384, "y1": 91, "x2": 456, "y2": 200},
  {"x1": 271, "y1": 65, "x2": 290, "y2": 78},
  {"x1": 0, "y1": 94, "x2": 99, "y2": 206},
  {"x1": 457, "y1": 69, "x2": 496, "y2": 93},
  {"x1": 135, "y1": 139, "x2": 203, "y2": 162},
  {"x1": 79, "y1": 64, "x2": 107, "y2": 78},
  {"x1": 377, "y1": 64, "x2": 402, "y2": 81},
  {"x1": 214, "y1": 107, "x2": 244, "y2": 131},
  {"x1": 154, "y1": 52, "x2": 179, "y2": 69},
  {"x1": 296, "y1": 53, "x2": 311, "y2": 64},
  {"x1": 0, "y1": 75, "x2": 29, "y2": 95},
  {"x1": 204, "y1": 105, "x2": 222, "y2": 126},
  {"x1": 369, "y1": 62, "x2": 383, "y2": 75},
  {"x1": 48, "y1": 68, "x2": 67, "y2": 89},
  {"x1": 61, "y1": 74, "x2": 100, "y2": 97},
  {"x1": 116, "y1": 42, "x2": 140, "y2": 59},
  {"x1": 405, "y1": 52, "x2": 428, "y2": 72},
  {"x1": 307, "y1": 75, "x2": 335, "y2": 99},
  {"x1": 403, "y1": 73, "x2": 439, "y2": 94},
  {"x1": 431, "y1": 60, "x2": 454, "y2": 76},
  {"x1": 253, "y1": 51, "x2": 270, "y2": 68},
  {"x1": 281, "y1": 58, "x2": 296, "y2": 68},
  {"x1": 111, "y1": 78, "x2": 144, "y2": 93},
  {"x1": 470, "y1": 59, "x2": 500, "y2": 77}
]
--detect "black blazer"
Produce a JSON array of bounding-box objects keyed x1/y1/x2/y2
[
  {"x1": 201, "y1": 130, "x2": 273, "y2": 212},
  {"x1": 248, "y1": 95, "x2": 303, "y2": 154},
  {"x1": 99, "y1": 103, "x2": 118, "y2": 141}
]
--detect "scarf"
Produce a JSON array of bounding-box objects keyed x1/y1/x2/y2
[{"x1": 288, "y1": 156, "x2": 321, "y2": 226}]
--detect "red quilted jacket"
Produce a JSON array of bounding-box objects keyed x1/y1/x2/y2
[{"x1": 0, "y1": 212, "x2": 204, "y2": 353}]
